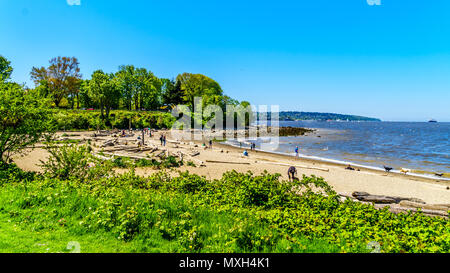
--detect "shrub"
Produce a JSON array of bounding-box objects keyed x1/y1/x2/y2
[
  {"x1": 0, "y1": 162, "x2": 37, "y2": 185},
  {"x1": 40, "y1": 144, "x2": 112, "y2": 181},
  {"x1": 0, "y1": 83, "x2": 53, "y2": 163},
  {"x1": 49, "y1": 109, "x2": 176, "y2": 131},
  {"x1": 1, "y1": 166, "x2": 449, "y2": 253}
]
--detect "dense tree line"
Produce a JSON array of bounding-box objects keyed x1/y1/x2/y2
[
  {"x1": 0, "y1": 54, "x2": 253, "y2": 161},
  {"x1": 29, "y1": 56, "x2": 251, "y2": 123}
]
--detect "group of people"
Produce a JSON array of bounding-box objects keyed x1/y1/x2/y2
[
  {"x1": 202, "y1": 140, "x2": 214, "y2": 149},
  {"x1": 143, "y1": 127, "x2": 152, "y2": 137}
]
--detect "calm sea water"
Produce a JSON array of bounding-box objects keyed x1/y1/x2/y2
[{"x1": 232, "y1": 121, "x2": 450, "y2": 175}]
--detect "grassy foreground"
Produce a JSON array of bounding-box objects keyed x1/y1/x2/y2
[{"x1": 0, "y1": 162, "x2": 449, "y2": 253}]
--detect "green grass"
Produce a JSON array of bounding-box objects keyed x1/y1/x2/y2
[
  {"x1": 0, "y1": 214, "x2": 140, "y2": 253},
  {"x1": 0, "y1": 182, "x2": 341, "y2": 253},
  {"x1": 0, "y1": 162, "x2": 448, "y2": 253}
]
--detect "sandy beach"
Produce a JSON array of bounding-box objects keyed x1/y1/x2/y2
[{"x1": 13, "y1": 130, "x2": 450, "y2": 205}]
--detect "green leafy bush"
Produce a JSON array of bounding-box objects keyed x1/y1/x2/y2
[
  {"x1": 110, "y1": 156, "x2": 182, "y2": 170},
  {"x1": 50, "y1": 109, "x2": 175, "y2": 131},
  {"x1": 0, "y1": 165, "x2": 448, "y2": 253},
  {"x1": 0, "y1": 162, "x2": 37, "y2": 185},
  {"x1": 40, "y1": 144, "x2": 112, "y2": 181}
]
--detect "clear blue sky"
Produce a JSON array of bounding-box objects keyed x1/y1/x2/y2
[{"x1": 1, "y1": 0, "x2": 449, "y2": 121}]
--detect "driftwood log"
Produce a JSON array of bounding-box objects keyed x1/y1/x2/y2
[
  {"x1": 381, "y1": 204, "x2": 449, "y2": 218},
  {"x1": 100, "y1": 152, "x2": 149, "y2": 160},
  {"x1": 399, "y1": 201, "x2": 450, "y2": 212},
  {"x1": 340, "y1": 192, "x2": 448, "y2": 218},
  {"x1": 206, "y1": 160, "x2": 251, "y2": 165},
  {"x1": 352, "y1": 192, "x2": 425, "y2": 204}
]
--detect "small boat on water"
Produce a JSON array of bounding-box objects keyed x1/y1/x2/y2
[{"x1": 428, "y1": 119, "x2": 438, "y2": 123}]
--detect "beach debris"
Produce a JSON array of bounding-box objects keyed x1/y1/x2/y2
[
  {"x1": 374, "y1": 204, "x2": 448, "y2": 218},
  {"x1": 352, "y1": 192, "x2": 426, "y2": 204},
  {"x1": 383, "y1": 166, "x2": 394, "y2": 172},
  {"x1": 352, "y1": 192, "x2": 397, "y2": 204},
  {"x1": 177, "y1": 151, "x2": 205, "y2": 167},
  {"x1": 206, "y1": 160, "x2": 251, "y2": 165},
  {"x1": 155, "y1": 150, "x2": 167, "y2": 158},
  {"x1": 102, "y1": 140, "x2": 116, "y2": 147},
  {"x1": 399, "y1": 201, "x2": 450, "y2": 212},
  {"x1": 98, "y1": 152, "x2": 149, "y2": 161},
  {"x1": 190, "y1": 151, "x2": 200, "y2": 157}
]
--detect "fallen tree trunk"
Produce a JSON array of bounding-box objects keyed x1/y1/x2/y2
[
  {"x1": 399, "y1": 201, "x2": 450, "y2": 212},
  {"x1": 206, "y1": 160, "x2": 251, "y2": 165},
  {"x1": 385, "y1": 205, "x2": 448, "y2": 218},
  {"x1": 179, "y1": 151, "x2": 205, "y2": 167},
  {"x1": 352, "y1": 192, "x2": 426, "y2": 204},
  {"x1": 100, "y1": 152, "x2": 149, "y2": 160}
]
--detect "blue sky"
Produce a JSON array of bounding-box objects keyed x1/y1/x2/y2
[{"x1": 1, "y1": 0, "x2": 449, "y2": 121}]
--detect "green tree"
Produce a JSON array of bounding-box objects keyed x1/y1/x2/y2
[
  {"x1": 78, "y1": 79, "x2": 99, "y2": 109},
  {"x1": 0, "y1": 55, "x2": 13, "y2": 82},
  {"x1": 89, "y1": 70, "x2": 120, "y2": 121},
  {"x1": 162, "y1": 78, "x2": 185, "y2": 107},
  {"x1": 176, "y1": 73, "x2": 223, "y2": 110},
  {"x1": 116, "y1": 65, "x2": 137, "y2": 110},
  {"x1": 136, "y1": 68, "x2": 162, "y2": 110},
  {"x1": 0, "y1": 82, "x2": 53, "y2": 163},
  {"x1": 30, "y1": 57, "x2": 82, "y2": 108}
]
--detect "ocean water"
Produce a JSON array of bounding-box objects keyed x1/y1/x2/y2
[{"x1": 229, "y1": 121, "x2": 450, "y2": 176}]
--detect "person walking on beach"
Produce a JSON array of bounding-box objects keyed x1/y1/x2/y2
[
  {"x1": 295, "y1": 146, "x2": 299, "y2": 157},
  {"x1": 209, "y1": 139, "x2": 213, "y2": 149},
  {"x1": 288, "y1": 166, "x2": 298, "y2": 182},
  {"x1": 159, "y1": 135, "x2": 164, "y2": 146},
  {"x1": 163, "y1": 134, "x2": 167, "y2": 146}
]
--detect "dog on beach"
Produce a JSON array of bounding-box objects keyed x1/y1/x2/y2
[
  {"x1": 383, "y1": 166, "x2": 394, "y2": 172},
  {"x1": 400, "y1": 168, "x2": 411, "y2": 175}
]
